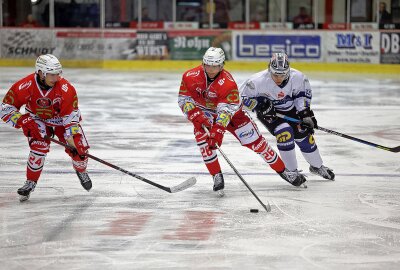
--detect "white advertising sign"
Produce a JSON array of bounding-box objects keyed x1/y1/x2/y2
[{"x1": 326, "y1": 32, "x2": 380, "y2": 63}]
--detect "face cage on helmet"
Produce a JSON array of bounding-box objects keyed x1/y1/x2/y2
[{"x1": 269, "y1": 60, "x2": 289, "y2": 77}]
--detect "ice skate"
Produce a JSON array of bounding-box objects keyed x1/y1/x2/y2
[
  {"x1": 279, "y1": 169, "x2": 307, "y2": 188},
  {"x1": 17, "y1": 180, "x2": 37, "y2": 202},
  {"x1": 213, "y1": 173, "x2": 225, "y2": 197},
  {"x1": 76, "y1": 171, "x2": 92, "y2": 191},
  {"x1": 309, "y1": 165, "x2": 335, "y2": 180}
]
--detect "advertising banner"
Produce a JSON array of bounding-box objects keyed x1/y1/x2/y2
[
  {"x1": 326, "y1": 32, "x2": 380, "y2": 63},
  {"x1": 135, "y1": 31, "x2": 169, "y2": 59},
  {"x1": 55, "y1": 30, "x2": 137, "y2": 60},
  {"x1": 168, "y1": 30, "x2": 231, "y2": 60},
  {"x1": 0, "y1": 29, "x2": 56, "y2": 58},
  {"x1": 380, "y1": 32, "x2": 400, "y2": 64},
  {"x1": 232, "y1": 32, "x2": 321, "y2": 61}
]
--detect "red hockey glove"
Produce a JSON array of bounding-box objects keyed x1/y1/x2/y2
[
  {"x1": 16, "y1": 114, "x2": 42, "y2": 140},
  {"x1": 187, "y1": 107, "x2": 211, "y2": 130},
  {"x1": 72, "y1": 134, "x2": 89, "y2": 156},
  {"x1": 206, "y1": 124, "x2": 225, "y2": 150}
]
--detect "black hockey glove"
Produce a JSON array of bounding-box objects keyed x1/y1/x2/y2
[
  {"x1": 298, "y1": 108, "x2": 318, "y2": 132},
  {"x1": 255, "y1": 97, "x2": 276, "y2": 123}
]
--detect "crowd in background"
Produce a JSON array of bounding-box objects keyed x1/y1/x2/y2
[{"x1": 1, "y1": 0, "x2": 397, "y2": 29}]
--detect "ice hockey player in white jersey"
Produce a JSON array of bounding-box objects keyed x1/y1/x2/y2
[{"x1": 239, "y1": 52, "x2": 335, "y2": 181}]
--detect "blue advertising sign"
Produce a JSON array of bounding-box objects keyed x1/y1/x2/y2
[{"x1": 233, "y1": 33, "x2": 321, "y2": 60}]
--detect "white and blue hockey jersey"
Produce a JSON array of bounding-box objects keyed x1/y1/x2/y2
[{"x1": 239, "y1": 68, "x2": 312, "y2": 113}]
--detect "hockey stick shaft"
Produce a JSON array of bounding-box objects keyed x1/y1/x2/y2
[
  {"x1": 204, "y1": 127, "x2": 271, "y2": 212},
  {"x1": 46, "y1": 137, "x2": 196, "y2": 193},
  {"x1": 216, "y1": 145, "x2": 271, "y2": 212},
  {"x1": 275, "y1": 113, "x2": 400, "y2": 153}
]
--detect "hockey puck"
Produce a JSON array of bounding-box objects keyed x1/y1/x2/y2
[{"x1": 250, "y1": 209, "x2": 259, "y2": 213}]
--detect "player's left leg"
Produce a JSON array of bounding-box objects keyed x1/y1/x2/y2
[
  {"x1": 18, "y1": 121, "x2": 49, "y2": 201},
  {"x1": 228, "y1": 111, "x2": 307, "y2": 187},
  {"x1": 195, "y1": 130, "x2": 224, "y2": 194},
  {"x1": 227, "y1": 110, "x2": 285, "y2": 172},
  {"x1": 295, "y1": 132, "x2": 335, "y2": 180},
  {"x1": 54, "y1": 126, "x2": 92, "y2": 190}
]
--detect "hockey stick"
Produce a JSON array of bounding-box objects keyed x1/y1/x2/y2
[
  {"x1": 275, "y1": 113, "x2": 400, "y2": 153},
  {"x1": 204, "y1": 127, "x2": 271, "y2": 212},
  {"x1": 46, "y1": 137, "x2": 196, "y2": 193}
]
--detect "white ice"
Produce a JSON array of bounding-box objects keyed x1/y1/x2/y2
[{"x1": 0, "y1": 67, "x2": 400, "y2": 270}]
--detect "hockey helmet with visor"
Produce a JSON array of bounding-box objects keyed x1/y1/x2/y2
[
  {"x1": 203, "y1": 47, "x2": 225, "y2": 67},
  {"x1": 269, "y1": 52, "x2": 290, "y2": 80},
  {"x1": 35, "y1": 54, "x2": 63, "y2": 77}
]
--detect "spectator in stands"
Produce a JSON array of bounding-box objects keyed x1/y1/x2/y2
[
  {"x1": 213, "y1": 0, "x2": 231, "y2": 26},
  {"x1": 251, "y1": 5, "x2": 267, "y2": 22},
  {"x1": 135, "y1": 7, "x2": 153, "y2": 21},
  {"x1": 293, "y1": 6, "x2": 313, "y2": 24},
  {"x1": 379, "y1": 2, "x2": 392, "y2": 24},
  {"x1": 20, "y1": 14, "x2": 41, "y2": 27},
  {"x1": 3, "y1": 12, "x2": 16, "y2": 26}
]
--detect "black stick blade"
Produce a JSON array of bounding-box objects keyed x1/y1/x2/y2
[{"x1": 389, "y1": 146, "x2": 400, "y2": 153}]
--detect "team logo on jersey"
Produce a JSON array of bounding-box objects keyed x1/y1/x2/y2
[
  {"x1": 277, "y1": 91, "x2": 285, "y2": 99},
  {"x1": 305, "y1": 88, "x2": 312, "y2": 98},
  {"x1": 36, "y1": 98, "x2": 52, "y2": 108},
  {"x1": 72, "y1": 95, "x2": 78, "y2": 109},
  {"x1": 207, "y1": 91, "x2": 217, "y2": 99},
  {"x1": 62, "y1": 84, "x2": 69, "y2": 92},
  {"x1": 245, "y1": 81, "x2": 255, "y2": 90},
  {"x1": 19, "y1": 81, "x2": 32, "y2": 90},
  {"x1": 227, "y1": 89, "x2": 239, "y2": 102},
  {"x1": 3, "y1": 91, "x2": 15, "y2": 105},
  {"x1": 186, "y1": 70, "x2": 200, "y2": 77},
  {"x1": 53, "y1": 97, "x2": 61, "y2": 114},
  {"x1": 179, "y1": 81, "x2": 188, "y2": 93}
]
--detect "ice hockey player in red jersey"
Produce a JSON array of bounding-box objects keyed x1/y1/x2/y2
[
  {"x1": 0, "y1": 54, "x2": 92, "y2": 201},
  {"x1": 178, "y1": 47, "x2": 306, "y2": 195}
]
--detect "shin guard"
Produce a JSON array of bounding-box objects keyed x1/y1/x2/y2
[
  {"x1": 26, "y1": 140, "x2": 50, "y2": 181},
  {"x1": 246, "y1": 137, "x2": 285, "y2": 173},
  {"x1": 274, "y1": 124, "x2": 298, "y2": 171},
  {"x1": 196, "y1": 132, "x2": 221, "y2": 176}
]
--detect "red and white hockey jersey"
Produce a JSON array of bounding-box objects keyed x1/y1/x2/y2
[
  {"x1": 178, "y1": 65, "x2": 240, "y2": 127},
  {"x1": 1, "y1": 73, "x2": 81, "y2": 136}
]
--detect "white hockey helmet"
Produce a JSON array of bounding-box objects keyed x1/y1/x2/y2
[
  {"x1": 203, "y1": 47, "x2": 225, "y2": 66},
  {"x1": 35, "y1": 54, "x2": 62, "y2": 76},
  {"x1": 269, "y1": 52, "x2": 290, "y2": 78}
]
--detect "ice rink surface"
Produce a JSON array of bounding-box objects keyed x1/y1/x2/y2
[{"x1": 0, "y1": 67, "x2": 400, "y2": 270}]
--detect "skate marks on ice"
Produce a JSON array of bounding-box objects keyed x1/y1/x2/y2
[{"x1": 1, "y1": 68, "x2": 400, "y2": 269}]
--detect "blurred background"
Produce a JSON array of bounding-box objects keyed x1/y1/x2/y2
[
  {"x1": 2, "y1": 0, "x2": 399, "y2": 29},
  {"x1": 0, "y1": 0, "x2": 399, "y2": 69}
]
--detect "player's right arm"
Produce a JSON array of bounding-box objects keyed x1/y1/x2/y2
[
  {"x1": 0, "y1": 80, "x2": 29, "y2": 128},
  {"x1": 239, "y1": 79, "x2": 260, "y2": 111},
  {"x1": 1, "y1": 79, "x2": 43, "y2": 140},
  {"x1": 178, "y1": 71, "x2": 211, "y2": 130}
]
